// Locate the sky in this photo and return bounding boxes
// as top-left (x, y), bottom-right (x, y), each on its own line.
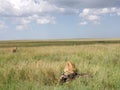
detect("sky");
top-left (0, 0), bottom-right (120, 40)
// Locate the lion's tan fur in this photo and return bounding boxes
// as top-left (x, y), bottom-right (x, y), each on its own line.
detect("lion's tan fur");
top-left (58, 61), bottom-right (77, 83)
top-left (12, 47), bottom-right (17, 53)
top-left (63, 61), bottom-right (76, 75)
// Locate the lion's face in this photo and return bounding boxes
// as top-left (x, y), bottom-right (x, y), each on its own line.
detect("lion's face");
top-left (59, 74), bottom-right (68, 83)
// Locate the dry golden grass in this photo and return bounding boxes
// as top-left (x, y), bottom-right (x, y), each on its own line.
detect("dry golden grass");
top-left (0, 43), bottom-right (120, 90)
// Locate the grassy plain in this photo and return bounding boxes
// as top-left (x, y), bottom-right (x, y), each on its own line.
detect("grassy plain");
top-left (0, 40), bottom-right (120, 90)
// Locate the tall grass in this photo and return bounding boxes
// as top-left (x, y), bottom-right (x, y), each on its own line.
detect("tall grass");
top-left (0, 43), bottom-right (120, 90)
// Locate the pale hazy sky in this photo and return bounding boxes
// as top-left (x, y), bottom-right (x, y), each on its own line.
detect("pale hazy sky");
top-left (0, 0), bottom-right (120, 40)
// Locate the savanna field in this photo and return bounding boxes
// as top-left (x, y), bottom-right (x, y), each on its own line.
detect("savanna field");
top-left (0, 40), bottom-right (120, 90)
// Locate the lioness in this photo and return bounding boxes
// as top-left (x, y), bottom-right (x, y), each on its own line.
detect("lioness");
top-left (59, 61), bottom-right (77, 83)
top-left (59, 61), bottom-right (91, 83)
top-left (63, 61), bottom-right (77, 75)
top-left (12, 47), bottom-right (17, 53)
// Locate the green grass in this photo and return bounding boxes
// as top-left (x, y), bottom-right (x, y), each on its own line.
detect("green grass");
top-left (0, 39), bottom-right (120, 47)
top-left (0, 40), bottom-right (120, 90)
